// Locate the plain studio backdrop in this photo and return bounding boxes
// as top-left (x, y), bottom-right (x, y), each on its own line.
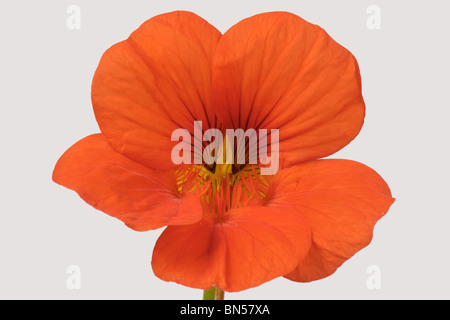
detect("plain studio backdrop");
top-left (0, 0), bottom-right (449, 300)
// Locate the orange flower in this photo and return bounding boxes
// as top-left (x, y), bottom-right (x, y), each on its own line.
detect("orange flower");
top-left (53, 11), bottom-right (394, 293)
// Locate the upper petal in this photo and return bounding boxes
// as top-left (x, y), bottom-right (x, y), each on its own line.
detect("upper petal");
top-left (212, 12), bottom-right (365, 167)
top-left (151, 206), bottom-right (311, 292)
top-left (266, 159), bottom-right (394, 282)
top-left (52, 134), bottom-right (202, 231)
top-left (92, 11), bottom-right (222, 170)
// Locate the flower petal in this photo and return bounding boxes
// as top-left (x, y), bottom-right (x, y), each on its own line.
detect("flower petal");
top-left (92, 11), bottom-right (222, 170)
top-left (52, 134), bottom-right (202, 231)
top-left (266, 159), bottom-right (394, 282)
top-left (151, 206), bottom-right (311, 292)
top-left (212, 12), bottom-right (365, 167)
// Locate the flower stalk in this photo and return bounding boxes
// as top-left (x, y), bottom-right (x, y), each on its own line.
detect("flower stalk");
top-left (203, 287), bottom-right (225, 300)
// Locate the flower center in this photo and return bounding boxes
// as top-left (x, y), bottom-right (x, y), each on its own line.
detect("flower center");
top-left (176, 163), bottom-right (269, 222)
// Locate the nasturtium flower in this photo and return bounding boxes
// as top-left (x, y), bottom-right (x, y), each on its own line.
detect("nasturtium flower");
top-left (53, 11), bottom-right (394, 295)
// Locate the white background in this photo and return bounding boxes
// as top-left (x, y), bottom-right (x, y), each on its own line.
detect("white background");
top-left (1, 0), bottom-right (449, 299)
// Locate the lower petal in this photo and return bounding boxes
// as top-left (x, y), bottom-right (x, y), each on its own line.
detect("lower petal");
top-left (151, 206), bottom-right (311, 292)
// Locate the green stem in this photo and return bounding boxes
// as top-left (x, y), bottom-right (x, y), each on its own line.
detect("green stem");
top-left (203, 287), bottom-right (225, 300)
top-left (203, 288), bottom-right (216, 300)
